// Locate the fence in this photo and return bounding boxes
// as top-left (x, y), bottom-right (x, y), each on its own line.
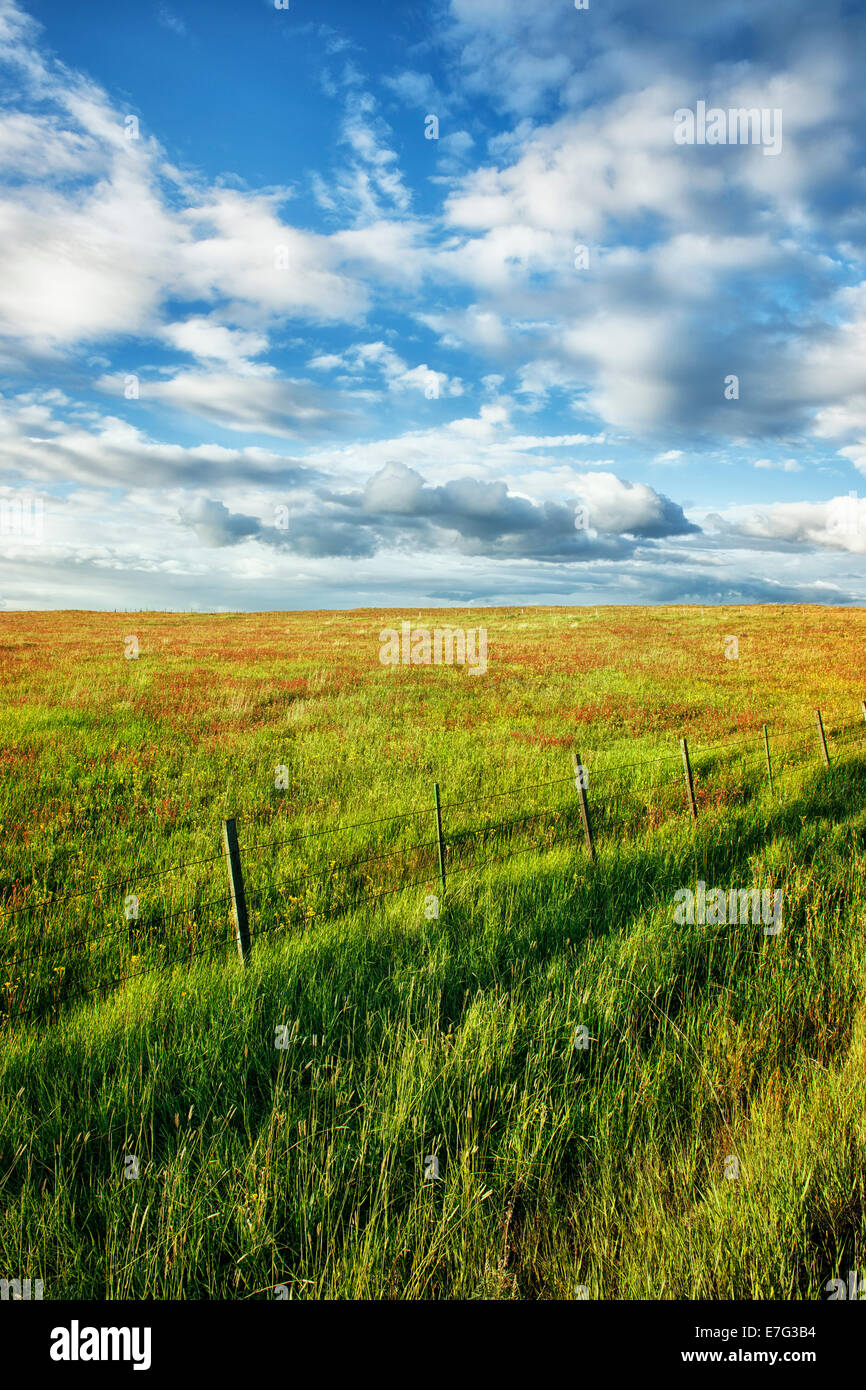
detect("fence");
top-left (2, 703), bottom-right (864, 1026)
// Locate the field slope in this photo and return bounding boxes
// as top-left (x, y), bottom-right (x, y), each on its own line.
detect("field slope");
top-left (1, 605), bottom-right (865, 1299)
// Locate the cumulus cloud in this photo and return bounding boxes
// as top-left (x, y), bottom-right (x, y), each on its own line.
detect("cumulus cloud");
top-left (572, 472), bottom-right (700, 539)
top-left (167, 461), bottom-right (699, 565)
top-left (706, 495), bottom-right (866, 554)
top-left (1, 0), bottom-right (865, 608)
top-left (356, 461), bottom-right (697, 559)
top-left (0, 11), bottom-right (370, 359)
top-left (178, 497), bottom-right (260, 546)
top-left (161, 318), bottom-right (270, 368)
top-left (309, 340), bottom-right (463, 398)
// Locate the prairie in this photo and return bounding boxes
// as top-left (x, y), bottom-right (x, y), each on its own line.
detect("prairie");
top-left (0, 604), bottom-right (864, 1299)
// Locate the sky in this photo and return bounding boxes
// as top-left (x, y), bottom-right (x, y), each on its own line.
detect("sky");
top-left (0, 0), bottom-right (865, 610)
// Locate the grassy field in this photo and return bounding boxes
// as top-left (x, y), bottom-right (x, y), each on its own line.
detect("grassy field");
top-left (1, 604), bottom-right (865, 1299)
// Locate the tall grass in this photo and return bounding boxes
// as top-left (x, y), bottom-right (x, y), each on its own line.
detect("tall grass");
top-left (0, 606), bottom-right (864, 1298)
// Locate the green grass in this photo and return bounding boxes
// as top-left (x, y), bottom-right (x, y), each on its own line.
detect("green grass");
top-left (1, 606), bottom-right (865, 1298)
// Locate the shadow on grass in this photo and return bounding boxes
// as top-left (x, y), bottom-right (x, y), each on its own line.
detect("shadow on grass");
top-left (2, 758), bottom-right (863, 1271)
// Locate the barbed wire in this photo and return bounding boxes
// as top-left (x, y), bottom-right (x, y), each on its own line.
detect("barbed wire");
top-left (2, 704), bottom-right (863, 1003)
top-left (438, 773), bottom-right (575, 810)
top-left (2, 929), bottom-right (239, 1025)
top-left (0, 896), bottom-right (232, 971)
top-left (2, 815), bottom-right (580, 1017)
top-left (237, 804), bottom-right (434, 856)
top-left (5, 708), bottom-right (860, 920)
top-left (0, 849), bottom-right (228, 923)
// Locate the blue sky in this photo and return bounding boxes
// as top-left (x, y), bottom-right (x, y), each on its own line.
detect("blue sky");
top-left (0, 0), bottom-right (864, 609)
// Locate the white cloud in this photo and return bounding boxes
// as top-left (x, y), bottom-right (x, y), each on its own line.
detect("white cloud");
top-left (306, 340), bottom-right (464, 398)
top-left (161, 317), bottom-right (270, 368)
top-left (0, 394), bottom-right (312, 485)
top-left (573, 471), bottom-right (699, 538)
top-left (314, 88), bottom-right (412, 225)
top-left (157, 7), bottom-right (187, 37)
top-left (0, 111), bottom-right (100, 178)
top-left (0, 13), bottom-right (371, 359)
top-left (0, 0), bottom-right (864, 608)
top-left (754, 457), bottom-right (803, 472)
top-left (708, 495), bottom-right (866, 554)
top-left (382, 70), bottom-right (441, 111)
top-left (101, 370), bottom-right (344, 438)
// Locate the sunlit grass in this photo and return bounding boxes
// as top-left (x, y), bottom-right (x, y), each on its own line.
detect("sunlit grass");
top-left (0, 605), bottom-right (864, 1298)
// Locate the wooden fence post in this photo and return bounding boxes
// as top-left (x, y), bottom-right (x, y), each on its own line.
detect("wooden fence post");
top-left (681, 738), bottom-right (698, 820)
top-left (222, 817), bottom-right (251, 965)
top-left (814, 709), bottom-right (831, 768)
top-left (433, 783), bottom-right (446, 898)
top-left (763, 723), bottom-right (773, 792)
top-left (861, 700), bottom-right (866, 725)
top-left (572, 751), bottom-right (595, 860)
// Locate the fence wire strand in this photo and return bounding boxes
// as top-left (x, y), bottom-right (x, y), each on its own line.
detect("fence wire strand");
top-left (3, 702), bottom-right (864, 1021)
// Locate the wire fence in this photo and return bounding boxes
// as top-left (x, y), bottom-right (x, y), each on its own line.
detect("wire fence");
top-left (1, 703), bottom-right (864, 1026)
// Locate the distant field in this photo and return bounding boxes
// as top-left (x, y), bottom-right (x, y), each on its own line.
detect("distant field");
top-left (1, 605), bottom-right (865, 1299)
